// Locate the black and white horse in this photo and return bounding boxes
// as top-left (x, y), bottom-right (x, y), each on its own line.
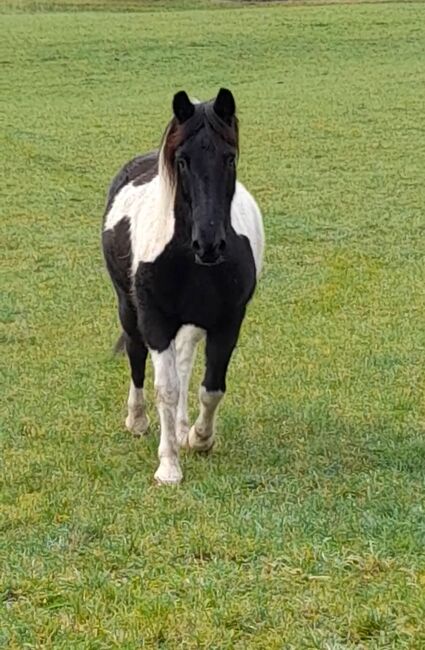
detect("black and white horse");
top-left (102, 88), bottom-right (264, 484)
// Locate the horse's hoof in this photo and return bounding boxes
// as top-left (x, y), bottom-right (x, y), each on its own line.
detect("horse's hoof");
top-left (188, 425), bottom-right (215, 453)
top-left (125, 412), bottom-right (149, 437)
top-left (154, 459), bottom-right (183, 485)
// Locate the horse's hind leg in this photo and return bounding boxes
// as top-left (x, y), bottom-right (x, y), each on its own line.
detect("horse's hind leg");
top-left (124, 333), bottom-right (149, 435)
top-left (175, 325), bottom-right (204, 447)
top-left (189, 311), bottom-right (244, 452)
top-left (118, 294), bottom-right (149, 436)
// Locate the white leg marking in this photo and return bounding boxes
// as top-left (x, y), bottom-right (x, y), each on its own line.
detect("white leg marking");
top-left (189, 386), bottom-right (223, 452)
top-left (175, 326), bottom-right (204, 447)
top-left (151, 343), bottom-right (182, 485)
top-left (125, 381), bottom-right (149, 436)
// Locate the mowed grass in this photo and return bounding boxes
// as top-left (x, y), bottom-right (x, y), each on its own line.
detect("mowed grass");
top-left (1, 1), bottom-right (425, 647)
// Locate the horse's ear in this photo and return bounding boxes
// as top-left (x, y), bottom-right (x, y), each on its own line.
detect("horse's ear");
top-left (172, 91), bottom-right (195, 123)
top-left (213, 88), bottom-right (235, 124)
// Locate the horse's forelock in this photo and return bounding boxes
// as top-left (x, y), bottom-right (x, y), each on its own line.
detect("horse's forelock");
top-left (159, 102), bottom-right (238, 185)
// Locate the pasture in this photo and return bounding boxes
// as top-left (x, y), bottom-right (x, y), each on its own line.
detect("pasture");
top-left (1, 0), bottom-right (425, 646)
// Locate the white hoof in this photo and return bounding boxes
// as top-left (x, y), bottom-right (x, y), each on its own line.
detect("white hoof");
top-left (125, 411), bottom-right (149, 436)
top-left (154, 458), bottom-right (183, 485)
top-left (176, 421), bottom-right (190, 448)
top-left (188, 425), bottom-right (214, 452)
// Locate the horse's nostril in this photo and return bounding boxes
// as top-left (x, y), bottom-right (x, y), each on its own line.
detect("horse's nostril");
top-left (192, 240), bottom-right (200, 252)
top-left (218, 239), bottom-right (226, 252)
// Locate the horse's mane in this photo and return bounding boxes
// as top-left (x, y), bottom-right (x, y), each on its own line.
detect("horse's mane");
top-left (158, 101), bottom-right (239, 188)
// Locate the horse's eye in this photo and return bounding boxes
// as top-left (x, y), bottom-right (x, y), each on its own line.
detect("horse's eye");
top-left (177, 157), bottom-right (188, 171)
top-left (227, 155), bottom-right (236, 168)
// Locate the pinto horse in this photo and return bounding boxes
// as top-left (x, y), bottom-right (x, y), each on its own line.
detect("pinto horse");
top-left (102, 88), bottom-right (264, 484)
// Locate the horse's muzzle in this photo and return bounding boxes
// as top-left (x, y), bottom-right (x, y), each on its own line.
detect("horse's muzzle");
top-left (195, 253), bottom-right (225, 266)
top-left (192, 237), bottom-right (226, 266)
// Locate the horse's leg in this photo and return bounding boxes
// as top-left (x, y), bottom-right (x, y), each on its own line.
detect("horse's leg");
top-left (124, 333), bottom-right (149, 435)
top-left (188, 311), bottom-right (245, 452)
top-left (175, 325), bottom-right (204, 447)
top-left (118, 294), bottom-right (149, 436)
top-left (150, 341), bottom-right (182, 484)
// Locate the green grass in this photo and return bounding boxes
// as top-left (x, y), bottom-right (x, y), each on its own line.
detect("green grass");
top-left (0, 0), bottom-right (412, 14)
top-left (1, 0), bottom-right (425, 647)
top-left (0, 0), bottom-right (224, 12)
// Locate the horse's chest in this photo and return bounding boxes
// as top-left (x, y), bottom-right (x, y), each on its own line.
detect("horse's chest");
top-left (135, 251), bottom-right (254, 329)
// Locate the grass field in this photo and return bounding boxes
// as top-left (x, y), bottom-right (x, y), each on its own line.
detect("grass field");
top-left (1, 0), bottom-right (425, 647)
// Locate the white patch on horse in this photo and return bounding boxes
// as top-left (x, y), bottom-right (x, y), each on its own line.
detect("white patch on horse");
top-left (125, 380), bottom-right (149, 436)
top-left (231, 181), bottom-right (265, 277)
top-left (175, 325), bottom-right (205, 447)
top-left (150, 343), bottom-right (182, 484)
top-left (188, 386), bottom-right (223, 452)
top-left (103, 170), bottom-right (175, 271)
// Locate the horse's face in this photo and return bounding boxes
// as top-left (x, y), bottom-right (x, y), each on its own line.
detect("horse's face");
top-left (172, 89), bottom-right (238, 266)
top-left (176, 128), bottom-right (236, 265)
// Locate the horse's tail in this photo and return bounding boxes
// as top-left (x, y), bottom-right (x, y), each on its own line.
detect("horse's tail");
top-left (114, 332), bottom-right (126, 355)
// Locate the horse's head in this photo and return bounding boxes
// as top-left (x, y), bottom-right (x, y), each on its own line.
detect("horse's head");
top-left (161, 88), bottom-right (238, 266)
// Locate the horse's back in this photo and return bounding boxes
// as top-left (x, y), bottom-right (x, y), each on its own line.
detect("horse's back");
top-left (102, 151), bottom-right (158, 295)
top-left (231, 182), bottom-right (264, 277)
top-left (104, 151), bottom-right (158, 215)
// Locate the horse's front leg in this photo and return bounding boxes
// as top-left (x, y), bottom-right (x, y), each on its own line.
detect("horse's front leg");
top-left (189, 311), bottom-right (245, 452)
top-left (150, 340), bottom-right (182, 485)
top-left (175, 325), bottom-right (205, 447)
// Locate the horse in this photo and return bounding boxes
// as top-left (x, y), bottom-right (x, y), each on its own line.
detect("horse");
top-left (102, 88), bottom-right (264, 484)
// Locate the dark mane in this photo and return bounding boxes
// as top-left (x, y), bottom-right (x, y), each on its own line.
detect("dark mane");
top-left (160, 101), bottom-right (239, 184)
